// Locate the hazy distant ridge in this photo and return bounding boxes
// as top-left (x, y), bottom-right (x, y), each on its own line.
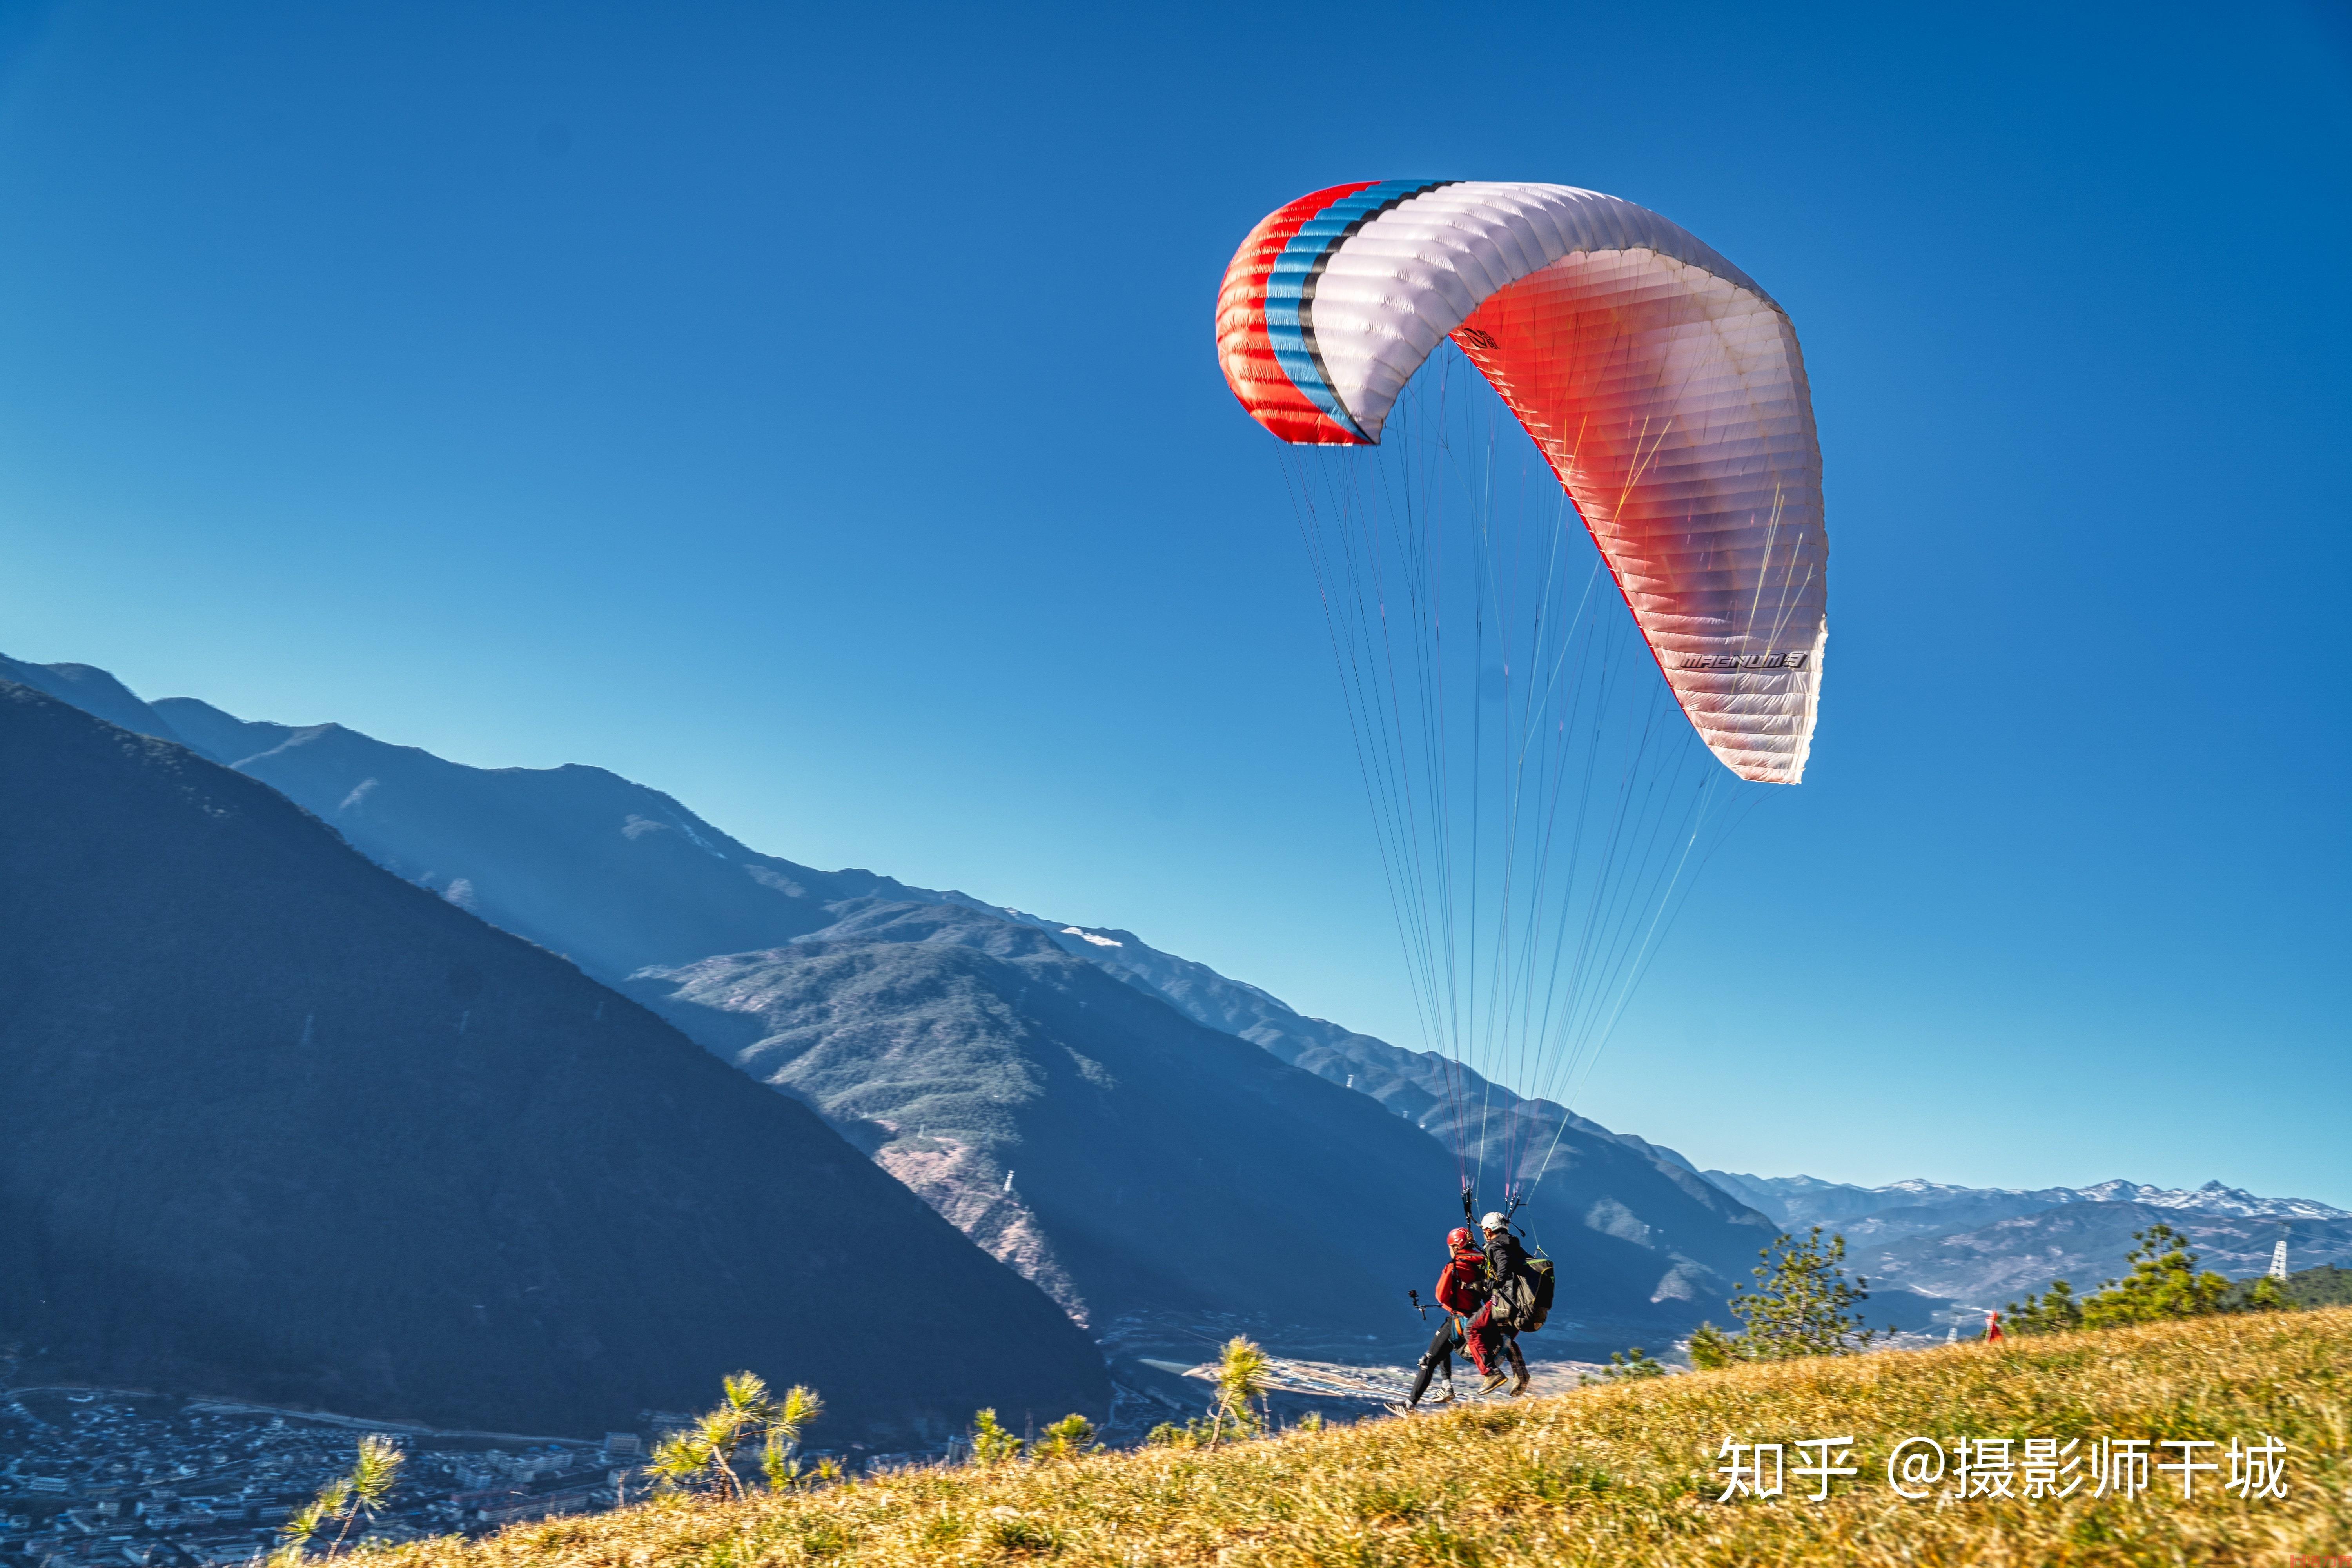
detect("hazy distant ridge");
top-left (1708, 1171), bottom-right (2349, 1228)
top-left (1705, 1171), bottom-right (2352, 1308)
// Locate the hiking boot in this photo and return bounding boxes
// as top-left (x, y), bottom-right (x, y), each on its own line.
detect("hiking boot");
top-left (1509, 1369), bottom-right (1532, 1397)
top-left (1478, 1370), bottom-right (1510, 1394)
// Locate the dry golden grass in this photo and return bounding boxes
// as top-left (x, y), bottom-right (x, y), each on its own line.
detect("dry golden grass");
top-left (389, 1309), bottom-right (2352, 1568)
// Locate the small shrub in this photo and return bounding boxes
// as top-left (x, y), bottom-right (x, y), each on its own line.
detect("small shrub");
top-left (272, 1435), bottom-right (404, 1564)
top-left (1686, 1322), bottom-right (1739, 1369)
top-left (650, 1372), bottom-right (823, 1498)
top-left (1145, 1417), bottom-right (1213, 1449)
top-left (1033, 1413), bottom-right (1096, 1459)
top-left (1593, 1346), bottom-right (1665, 1381)
top-left (969, 1408), bottom-right (1025, 1465)
top-left (797, 1521), bottom-right (848, 1558)
top-left (1352, 1481), bottom-right (1427, 1523)
top-left (916, 1511), bottom-right (967, 1547)
top-left (1212, 1335), bottom-right (1272, 1443)
top-left (983, 1512), bottom-right (1060, 1556)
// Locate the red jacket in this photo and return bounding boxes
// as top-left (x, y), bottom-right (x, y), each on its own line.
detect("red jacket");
top-left (1434, 1250), bottom-right (1488, 1316)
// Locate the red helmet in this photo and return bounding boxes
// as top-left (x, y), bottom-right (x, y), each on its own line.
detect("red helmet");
top-left (1446, 1226), bottom-right (1477, 1251)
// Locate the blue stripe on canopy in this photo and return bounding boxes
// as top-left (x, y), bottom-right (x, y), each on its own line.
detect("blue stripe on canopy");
top-left (1262, 180), bottom-right (1450, 441)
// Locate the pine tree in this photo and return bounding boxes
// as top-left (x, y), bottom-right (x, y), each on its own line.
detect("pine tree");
top-left (2005, 1278), bottom-right (2083, 1335)
top-left (968, 1408), bottom-right (1024, 1465)
top-left (758, 1383), bottom-right (826, 1492)
top-left (2079, 1225), bottom-right (2230, 1327)
top-left (2004, 1225), bottom-right (2232, 1336)
top-left (270, 1436), bottom-right (405, 1564)
top-left (649, 1372), bottom-right (824, 1497)
top-left (1211, 1336), bottom-right (1272, 1443)
top-left (1708, 1228), bottom-right (1876, 1362)
top-left (1686, 1322), bottom-right (1740, 1370)
top-left (1033, 1414), bottom-right (1098, 1459)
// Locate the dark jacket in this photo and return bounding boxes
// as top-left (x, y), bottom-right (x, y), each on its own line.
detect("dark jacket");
top-left (1483, 1232), bottom-right (1539, 1330)
top-left (1483, 1231), bottom-right (1530, 1286)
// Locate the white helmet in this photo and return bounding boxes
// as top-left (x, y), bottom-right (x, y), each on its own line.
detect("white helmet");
top-left (1479, 1212), bottom-right (1509, 1232)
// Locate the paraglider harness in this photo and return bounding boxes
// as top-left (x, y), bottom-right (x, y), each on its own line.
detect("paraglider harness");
top-left (1405, 1235), bottom-right (1484, 1402)
top-left (1467, 1187), bottom-right (1556, 1334)
top-left (1406, 1187), bottom-right (1556, 1337)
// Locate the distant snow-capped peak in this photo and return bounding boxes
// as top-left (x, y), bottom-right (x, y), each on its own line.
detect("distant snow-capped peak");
top-left (2070, 1179), bottom-right (2348, 1220)
top-left (1716, 1171), bottom-right (2348, 1223)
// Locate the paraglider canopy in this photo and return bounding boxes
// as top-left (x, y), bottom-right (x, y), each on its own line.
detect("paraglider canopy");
top-left (1217, 180), bottom-right (1828, 784)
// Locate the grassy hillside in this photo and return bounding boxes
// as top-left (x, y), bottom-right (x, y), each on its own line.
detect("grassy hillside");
top-left (392, 1309), bottom-right (2352, 1568)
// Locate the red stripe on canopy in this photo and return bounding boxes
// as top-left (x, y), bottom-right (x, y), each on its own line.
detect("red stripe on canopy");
top-left (1214, 183), bottom-right (1376, 446)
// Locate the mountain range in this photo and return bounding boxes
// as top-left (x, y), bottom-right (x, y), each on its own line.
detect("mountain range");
top-left (0, 681), bottom-right (1105, 1437)
top-left (9, 649), bottom-right (2332, 1369)
top-left (0, 653), bottom-right (1785, 1347)
top-left (622, 898), bottom-right (1786, 1343)
top-left (1703, 1172), bottom-right (2352, 1308)
top-left (1705, 1172), bottom-right (2350, 1230)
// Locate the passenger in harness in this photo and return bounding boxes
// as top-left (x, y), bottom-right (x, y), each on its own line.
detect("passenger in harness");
top-left (1396, 1227), bottom-right (1491, 1412)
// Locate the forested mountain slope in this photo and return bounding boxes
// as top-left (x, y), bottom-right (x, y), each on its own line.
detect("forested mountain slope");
top-left (8, 657), bottom-right (1786, 1341)
top-left (0, 684), bottom-right (1104, 1437)
top-left (627, 900), bottom-right (1745, 1341)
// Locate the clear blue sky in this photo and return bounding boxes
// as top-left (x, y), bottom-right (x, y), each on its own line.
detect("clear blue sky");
top-left (2, 1), bottom-right (2345, 1203)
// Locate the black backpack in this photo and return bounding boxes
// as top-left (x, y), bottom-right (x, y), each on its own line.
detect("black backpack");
top-left (1523, 1256), bottom-right (1556, 1331)
top-left (1490, 1252), bottom-right (1556, 1332)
